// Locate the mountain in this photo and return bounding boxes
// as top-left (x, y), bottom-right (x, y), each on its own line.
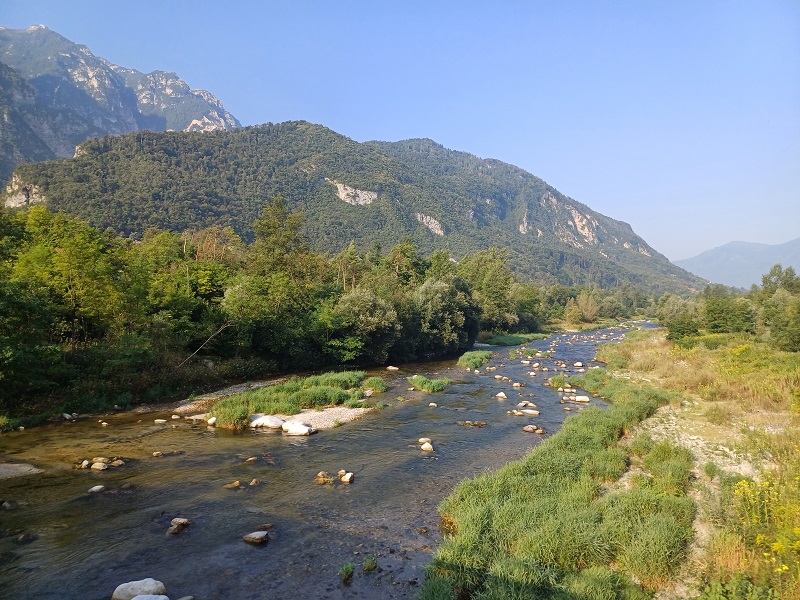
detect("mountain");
top-left (675, 238), bottom-right (800, 289)
top-left (2, 120), bottom-right (703, 294)
top-left (0, 25), bottom-right (240, 181)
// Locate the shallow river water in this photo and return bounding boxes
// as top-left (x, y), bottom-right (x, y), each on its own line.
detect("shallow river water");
top-left (0, 328), bottom-right (629, 600)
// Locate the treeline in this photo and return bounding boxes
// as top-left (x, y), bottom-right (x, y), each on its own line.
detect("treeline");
top-left (656, 264), bottom-right (800, 352)
top-left (0, 197), bottom-right (651, 424)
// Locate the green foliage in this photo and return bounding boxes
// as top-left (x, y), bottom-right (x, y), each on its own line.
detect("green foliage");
top-left (360, 376), bottom-right (387, 392)
top-left (407, 375), bottom-right (449, 393)
top-left (698, 575), bottom-right (779, 600)
top-left (339, 561), bottom-right (355, 584)
top-left (457, 350), bottom-right (494, 370)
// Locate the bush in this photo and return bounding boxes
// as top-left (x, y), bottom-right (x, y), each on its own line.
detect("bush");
top-left (361, 376), bottom-right (387, 392)
top-left (457, 350), bottom-right (494, 370)
top-left (408, 375), bottom-right (449, 393)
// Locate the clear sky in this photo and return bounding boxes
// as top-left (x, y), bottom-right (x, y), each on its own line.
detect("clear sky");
top-left (2, 0), bottom-right (798, 260)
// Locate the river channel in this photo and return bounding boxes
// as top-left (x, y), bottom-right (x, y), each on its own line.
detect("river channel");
top-left (0, 328), bottom-right (629, 600)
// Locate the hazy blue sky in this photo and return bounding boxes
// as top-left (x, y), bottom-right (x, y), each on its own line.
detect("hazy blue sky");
top-left (3, 0), bottom-right (798, 260)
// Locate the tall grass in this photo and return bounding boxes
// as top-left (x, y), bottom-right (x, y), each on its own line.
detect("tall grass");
top-left (209, 371), bottom-right (382, 428)
top-left (457, 350), bottom-right (494, 370)
top-left (408, 375), bottom-right (449, 393)
top-left (422, 369), bottom-right (694, 598)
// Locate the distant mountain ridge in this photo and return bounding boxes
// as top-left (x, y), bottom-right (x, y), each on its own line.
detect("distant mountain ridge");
top-left (0, 25), bottom-right (240, 181)
top-left (2, 121), bottom-right (704, 294)
top-left (675, 238), bottom-right (800, 289)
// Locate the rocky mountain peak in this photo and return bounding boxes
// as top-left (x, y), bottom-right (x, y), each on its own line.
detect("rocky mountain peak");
top-left (0, 25), bottom-right (241, 181)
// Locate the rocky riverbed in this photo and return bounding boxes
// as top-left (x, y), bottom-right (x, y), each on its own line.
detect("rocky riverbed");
top-left (0, 327), bottom-right (630, 599)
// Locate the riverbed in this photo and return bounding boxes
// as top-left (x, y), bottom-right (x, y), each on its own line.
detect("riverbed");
top-left (0, 328), bottom-right (627, 600)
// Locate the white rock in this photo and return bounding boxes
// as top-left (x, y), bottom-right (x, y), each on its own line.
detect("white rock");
top-left (418, 437), bottom-right (431, 444)
top-left (171, 415), bottom-right (181, 420)
top-left (495, 392), bottom-right (507, 399)
top-left (428, 402), bottom-right (438, 408)
top-left (282, 422), bottom-right (316, 436)
top-left (206, 417), bottom-right (217, 426)
top-left (249, 414), bottom-right (285, 428)
top-left (574, 362), bottom-right (583, 367)
top-left (420, 442), bottom-right (434, 452)
top-left (243, 530), bottom-right (269, 544)
top-left (80, 459), bottom-right (90, 469)
top-left (363, 389), bottom-right (374, 397)
top-left (171, 517), bottom-right (190, 527)
top-left (386, 365), bottom-right (400, 371)
top-left (88, 485), bottom-right (105, 493)
top-left (340, 472), bottom-right (354, 483)
top-left (130, 596), bottom-right (170, 600)
top-left (91, 462), bottom-right (108, 471)
top-left (154, 419), bottom-right (167, 424)
top-left (111, 578), bottom-right (167, 600)
top-left (521, 409), bottom-right (540, 416)
top-left (575, 396), bottom-right (591, 403)
top-left (62, 413), bottom-right (74, 420)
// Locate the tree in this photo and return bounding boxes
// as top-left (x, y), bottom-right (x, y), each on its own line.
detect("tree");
top-left (576, 289), bottom-right (600, 322)
top-left (457, 248), bottom-right (517, 331)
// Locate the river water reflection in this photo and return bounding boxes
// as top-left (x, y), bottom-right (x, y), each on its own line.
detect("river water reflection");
top-left (0, 327), bottom-right (631, 599)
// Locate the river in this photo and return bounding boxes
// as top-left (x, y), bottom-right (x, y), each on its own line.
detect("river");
top-left (0, 327), bottom-right (629, 600)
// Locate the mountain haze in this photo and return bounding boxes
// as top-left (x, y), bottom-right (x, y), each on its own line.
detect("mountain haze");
top-left (675, 238), bottom-right (800, 289)
top-left (0, 25), bottom-right (239, 181)
top-left (3, 120), bottom-right (703, 294)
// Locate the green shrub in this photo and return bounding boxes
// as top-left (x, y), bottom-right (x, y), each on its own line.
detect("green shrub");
top-left (457, 350), bottom-right (493, 370)
top-left (339, 561), bottom-right (355, 584)
top-left (408, 375), bottom-right (449, 393)
top-left (361, 376), bottom-right (387, 392)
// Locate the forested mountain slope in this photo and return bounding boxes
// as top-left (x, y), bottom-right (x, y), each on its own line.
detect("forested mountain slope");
top-left (3, 120), bottom-right (703, 293)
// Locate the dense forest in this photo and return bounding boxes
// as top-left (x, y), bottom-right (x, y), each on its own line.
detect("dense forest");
top-left (0, 198), bottom-right (656, 428)
top-left (4, 121), bottom-right (704, 294)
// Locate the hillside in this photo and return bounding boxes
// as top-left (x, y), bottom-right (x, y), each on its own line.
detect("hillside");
top-left (0, 25), bottom-right (239, 181)
top-left (2, 120), bottom-right (703, 293)
top-left (675, 238), bottom-right (800, 289)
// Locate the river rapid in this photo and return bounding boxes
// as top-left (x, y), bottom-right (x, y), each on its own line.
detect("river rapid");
top-left (0, 327), bottom-right (629, 600)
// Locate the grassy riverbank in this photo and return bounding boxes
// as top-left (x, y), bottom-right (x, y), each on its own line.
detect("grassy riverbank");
top-left (422, 328), bottom-right (800, 599)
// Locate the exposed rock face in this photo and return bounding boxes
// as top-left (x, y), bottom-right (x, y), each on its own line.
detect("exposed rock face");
top-left (327, 179), bottom-right (377, 205)
top-left (0, 25), bottom-right (240, 181)
top-left (415, 213), bottom-right (444, 235)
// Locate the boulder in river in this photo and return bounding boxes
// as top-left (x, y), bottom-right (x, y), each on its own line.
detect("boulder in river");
top-left (111, 578), bottom-right (167, 600)
top-left (88, 485), bottom-right (105, 493)
top-left (250, 414), bottom-right (285, 429)
top-left (386, 365), bottom-right (400, 371)
top-left (243, 531), bottom-right (269, 544)
top-left (129, 595), bottom-right (170, 600)
top-left (496, 392), bottom-right (507, 399)
top-left (420, 442), bottom-right (434, 452)
top-left (282, 422), bottom-right (316, 436)
top-left (91, 462), bottom-right (108, 471)
top-left (418, 437), bottom-right (431, 444)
